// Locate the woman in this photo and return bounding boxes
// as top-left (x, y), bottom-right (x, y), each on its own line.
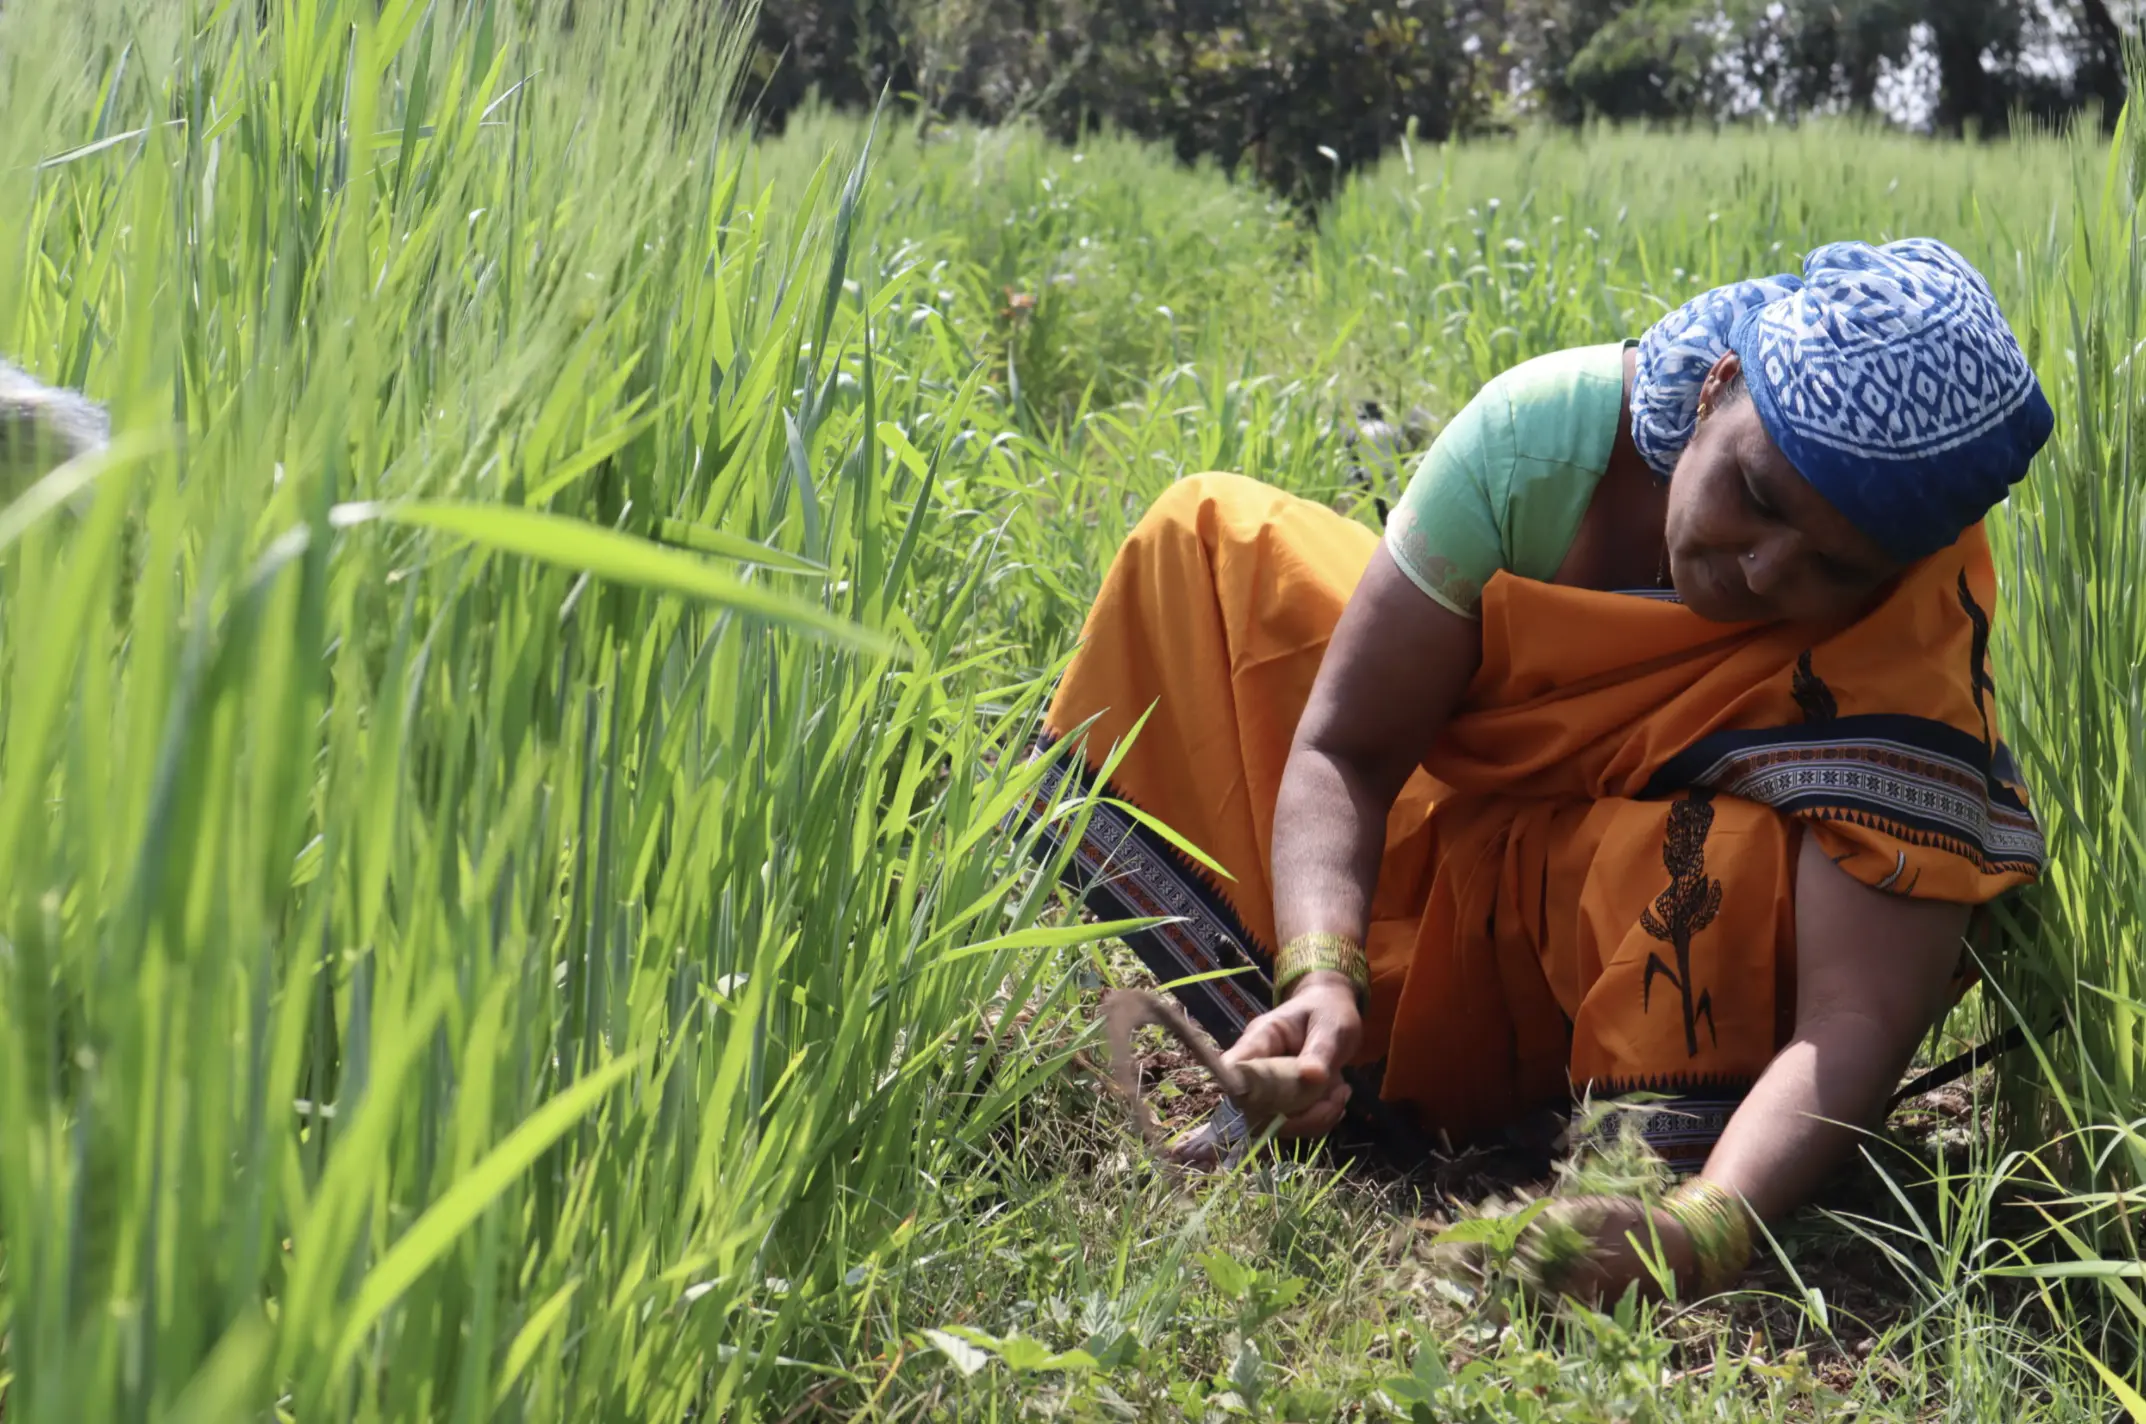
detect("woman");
top-left (1020, 237), bottom-right (2053, 1304)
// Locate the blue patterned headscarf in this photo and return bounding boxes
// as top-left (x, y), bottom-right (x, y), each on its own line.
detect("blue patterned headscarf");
top-left (1629, 237), bottom-right (2053, 565)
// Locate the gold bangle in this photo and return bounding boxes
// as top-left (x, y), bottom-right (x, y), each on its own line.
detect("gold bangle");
top-left (1661, 1177), bottom-right (1754, 1297)
top-left (1273, 932), bottom-right (1369, 1005)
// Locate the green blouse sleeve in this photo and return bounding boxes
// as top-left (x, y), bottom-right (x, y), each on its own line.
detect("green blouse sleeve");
top-left (1381, 342), bottom-right (1627, 619)
top-left (1382, 376), bottom-right (1512, 619)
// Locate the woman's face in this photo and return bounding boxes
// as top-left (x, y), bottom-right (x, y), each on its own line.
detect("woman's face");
top-left (1663, 352), bottom-right (1902, 625)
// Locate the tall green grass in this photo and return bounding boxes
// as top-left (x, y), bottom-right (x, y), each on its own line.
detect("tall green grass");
top-left (0, 2), bottom-right (1148, 1418)
top-left (1976, 99), bottom-right (2146, 1302)
top-left (4, 1), bottom-right (2145, 1418)
top-left (1317, 121), bottom-right (2086, 422)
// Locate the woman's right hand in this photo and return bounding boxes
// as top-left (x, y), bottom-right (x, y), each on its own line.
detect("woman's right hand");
top-left (1221, 972), bottom-right (1362, 1136)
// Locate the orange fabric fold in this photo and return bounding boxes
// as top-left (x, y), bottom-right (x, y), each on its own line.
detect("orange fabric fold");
top-left (1044, 473), bottom-right (2041, 1148)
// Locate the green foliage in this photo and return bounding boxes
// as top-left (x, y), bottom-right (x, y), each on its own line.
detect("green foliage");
top-left (753, 0), bottom-right (2139, 202)
top-left (4, 0), bottom-right (2146, 1416)
top-left (1538, 0), bottom-right (1719, 122)
top-left (0, 2), bottom-right (1165, 1418)
top-left (759, 0), bottom-right (1497, 206)
top-left (1562, 0), bottom-right (1746, 121)
top-left (1053, 0), bottom-right (1492, 206)
top-left (864, 1111), bottom-right (2134, 1420)
top-left (1978, 89), bottom-right (2146, 1211)
top-left (1515, 0), bottom-right (1929, 123)
top-left (1745, 0), bottom-right (1923, 115)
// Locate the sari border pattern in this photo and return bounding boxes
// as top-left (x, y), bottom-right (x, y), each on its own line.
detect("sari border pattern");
top-left (1014, 739), bottom-right (1274, 1046)
top-left (1640, 712), bottom-right (2045, 876)
top-left (1571, 1083), bottom-right (1752, 1179)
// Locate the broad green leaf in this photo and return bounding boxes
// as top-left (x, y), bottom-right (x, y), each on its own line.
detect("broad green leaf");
top-left (162, 1315), bottom-right (274, 1424)
top-left (493, 1279), bottom-right (583, 1407)
top-left (941, 917), bottom-right (1171, 962)
top-left (359, 502), bottom-right (892, 652)
top-left (656, 517), bottom-right (826, 573)
top-left (2086, 1349), bottom-right (2146, 1424)
top-left (331, 1053), bottom-right (644, 1372)
top-left (1428, 1198), bottom-right (1555, 1251)
top-left (922, 1328), bottom-right (992, 1378)
top-left (1097, 797), bottom-right (1237, 883)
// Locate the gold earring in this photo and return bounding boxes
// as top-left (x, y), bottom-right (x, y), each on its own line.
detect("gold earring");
top-left (1696, 401), bottom-right (1713, 423)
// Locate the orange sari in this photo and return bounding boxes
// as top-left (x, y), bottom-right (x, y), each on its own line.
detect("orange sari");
top-left (1025, 474), bottom-right (2042, 1170)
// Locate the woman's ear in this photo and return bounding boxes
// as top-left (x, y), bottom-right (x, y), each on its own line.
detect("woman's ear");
top-left (1695, 350), bottom-right (1744, 419)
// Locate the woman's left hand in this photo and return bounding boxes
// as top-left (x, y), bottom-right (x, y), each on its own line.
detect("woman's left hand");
top-left (1514, 1196), bottom-right (1701, 1306)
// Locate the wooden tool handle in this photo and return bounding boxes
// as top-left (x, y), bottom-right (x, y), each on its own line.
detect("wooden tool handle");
top-left (1101, 989), bottom-right (1331, 1152)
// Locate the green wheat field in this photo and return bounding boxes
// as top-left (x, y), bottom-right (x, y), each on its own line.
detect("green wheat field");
top-left (2, 1), bottom-right (2144, 1420)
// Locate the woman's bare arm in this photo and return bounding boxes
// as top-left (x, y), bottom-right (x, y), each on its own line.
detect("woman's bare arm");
top-left (1218, 545), bottom-right (1484, 1135)
top-left (1271, 544), bottom-right (1485, 952)
top-left (1700, 832), bottom-right (1971, 1222)
top-left (1549, 832), bottom-right (1972, 1304)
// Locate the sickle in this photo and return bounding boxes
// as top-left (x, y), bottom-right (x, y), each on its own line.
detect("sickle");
top-left (1100, 988), bottom-right (1332, 1154)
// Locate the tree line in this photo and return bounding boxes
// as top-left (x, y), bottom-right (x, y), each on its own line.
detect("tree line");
top-left (748, 0), bottom-right (2140, 202)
